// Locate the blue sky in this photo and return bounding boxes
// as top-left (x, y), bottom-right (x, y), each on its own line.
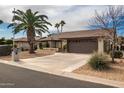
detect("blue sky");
top-left (0, 5), bottom-right (123, 39)
top-left (0, 23), bottom-right (26, 39)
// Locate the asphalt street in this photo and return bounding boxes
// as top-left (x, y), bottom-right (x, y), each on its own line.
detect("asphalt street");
top-left (0, 63), bottom-right (114, 88)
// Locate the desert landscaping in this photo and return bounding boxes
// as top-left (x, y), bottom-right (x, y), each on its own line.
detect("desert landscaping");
top-left (0, 49), bottom-right (55, 61)
top-left (74, 62), bottom-right (124, 82)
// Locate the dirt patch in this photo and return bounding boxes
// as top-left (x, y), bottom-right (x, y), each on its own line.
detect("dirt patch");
top-left (73, 64), bottom-right (124, 82)
top-left (0, 49), bottom-right (55, 61)
top-left (113, 58), bottom-right (124, 67)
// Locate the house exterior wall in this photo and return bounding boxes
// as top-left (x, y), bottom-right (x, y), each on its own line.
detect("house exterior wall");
top-left (98, 38), bottom-right (104, 54)
top-left (47, 41), bottom-right (62, 48)
top-left (16, 42), bottom-right (30, 50)
top-left (62, 40), bottom-right (67, 52)
top-left (48, 41), bottom-right (56, 48)
top-left (98, 37), bottom-right (112, 54)
top-left (16, 41), bottom-right (38, 50)
top-left (55, 41), bottom-right (62, 48)
top-left (15, 37), bottom-right (110, 54)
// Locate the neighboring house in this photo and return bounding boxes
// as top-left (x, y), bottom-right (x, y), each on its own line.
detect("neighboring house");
top-left (15, 29), bottom-right (112, 54)
top-left (116, 36), bottom-right (124, 51)
top-left (14, 36), bottom-right (44, 50)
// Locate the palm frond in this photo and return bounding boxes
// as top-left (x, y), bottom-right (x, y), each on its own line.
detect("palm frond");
top-left (0, 20), bottom-right (3, 24)
top-left (34, 11), bottom-right (39, 15)
top-left (12, 23), bottom-right (27, 34)
top-left (38, 15), bottom-right (48, 20)
top-left (43, 20), bottom-right (52, 26)
top-left (55, 23), bottom-right (60, 28)
top-left (7, 23), bottom-right (14, 28)
top-left (14, 9), bottom-right (25, 15)
top-left (12, 15), bottom-right (23, 22)
top-left (7, 23), bottom-right (17, 28)
top-left (60, 20), bottom-right (66, 26)
top-left (11, 9), bottom-right (51, 36)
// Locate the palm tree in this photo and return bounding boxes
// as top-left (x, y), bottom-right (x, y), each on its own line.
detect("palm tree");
top-left (0, 20), bottom-right (3, 24)
top-left (8, 9), bottom-right (52, 54)
top-left (59, 20), bottom-right (66, 32)
top-left (55, 23), bottom-right (60, 33)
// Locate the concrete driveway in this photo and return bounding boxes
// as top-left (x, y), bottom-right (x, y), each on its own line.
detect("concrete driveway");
top-left (21, 53), bottom-right (90, 72)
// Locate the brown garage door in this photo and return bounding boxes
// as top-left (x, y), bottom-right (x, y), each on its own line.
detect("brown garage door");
top-left (68, 39), bottom-right (98, 53)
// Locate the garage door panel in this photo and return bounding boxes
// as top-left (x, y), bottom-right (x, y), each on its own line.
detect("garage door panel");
top-left (68, 39), bottom-right (98, 53)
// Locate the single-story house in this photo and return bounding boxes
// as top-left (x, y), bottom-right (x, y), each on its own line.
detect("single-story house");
top-left (15, 29), bottom-right (113, 54)
top-left (14, 36), bottom-right (44, 50)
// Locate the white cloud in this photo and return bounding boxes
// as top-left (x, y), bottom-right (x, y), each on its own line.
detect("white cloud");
top-left (0, 5), bottom-right (109, 37)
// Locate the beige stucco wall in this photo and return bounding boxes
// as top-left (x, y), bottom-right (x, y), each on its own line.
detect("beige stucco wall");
top-left (56, 41), bottom-right (61, 48)
top-left (16, 42), bottom-right (30, 50)
top-left (48, 41), bottom-right (56, 48)
top-left (98, 38), bottom-right (104, 54)
top-left (16, 37), bottom-right (107, 54)
top-left (61, 40), bottom-right (67, 52)
top-left (16, 41), bottom-right (40, 50)
top-left (47, 41), bottom-right (62, 48)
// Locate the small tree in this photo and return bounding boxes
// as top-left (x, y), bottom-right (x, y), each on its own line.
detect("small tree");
top-left (89, 6), bottom-right (124, 63)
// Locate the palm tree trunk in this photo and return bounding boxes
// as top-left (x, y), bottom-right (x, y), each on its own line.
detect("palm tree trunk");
top-left (29, 42), bottom-right (35, 53)
top-left (61, 26), bottom-right (63, 32)
top-left (27, 29), bottom-right (35, 54)
top-left (57, 28), bottom-right (59, 34)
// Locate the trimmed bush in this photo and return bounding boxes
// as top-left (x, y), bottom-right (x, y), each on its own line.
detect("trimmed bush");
top-left (63, 44), bottom-right (67, 49)
top-left (0, 45), bottom-right (12, 56)
top-left (5, 39), bottom-right (13, 45)
top-left (63, 44), bottom-right (67, 52)
top-left (110, 51), bottom-right (123, 58)
top-left (88, 52), bottom-right (109, 71)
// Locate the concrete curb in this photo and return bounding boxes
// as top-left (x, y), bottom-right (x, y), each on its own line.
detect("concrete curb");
top-left (62, 72), bottom-right (124, 88)
top-left (0, 59), bottom-right (123, 88)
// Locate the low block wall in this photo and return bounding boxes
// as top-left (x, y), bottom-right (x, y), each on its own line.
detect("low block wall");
top-left (0, 45), bottom-right (12, 56)
top-left (43, 48), bottom-right (59, 52)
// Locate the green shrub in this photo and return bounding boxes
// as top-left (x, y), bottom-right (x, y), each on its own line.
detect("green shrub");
top-left (63, 44), bottom-right (67, 52)
top-left (63, 44), bottom-right (67, 49)
top-left (5, 39), bottom-right (13, 45)
top-left (110, 51), bottom-right (123, 58)
top-left (88, 52), bottom-right (109, 71)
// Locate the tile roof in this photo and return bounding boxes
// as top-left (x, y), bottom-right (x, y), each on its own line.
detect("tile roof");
top-left (15, 29), bottom-right (112, 42)
top-left (14, 36), bottom-right (44, 42)
top-left (40, 29), bottom-right (112, 41)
